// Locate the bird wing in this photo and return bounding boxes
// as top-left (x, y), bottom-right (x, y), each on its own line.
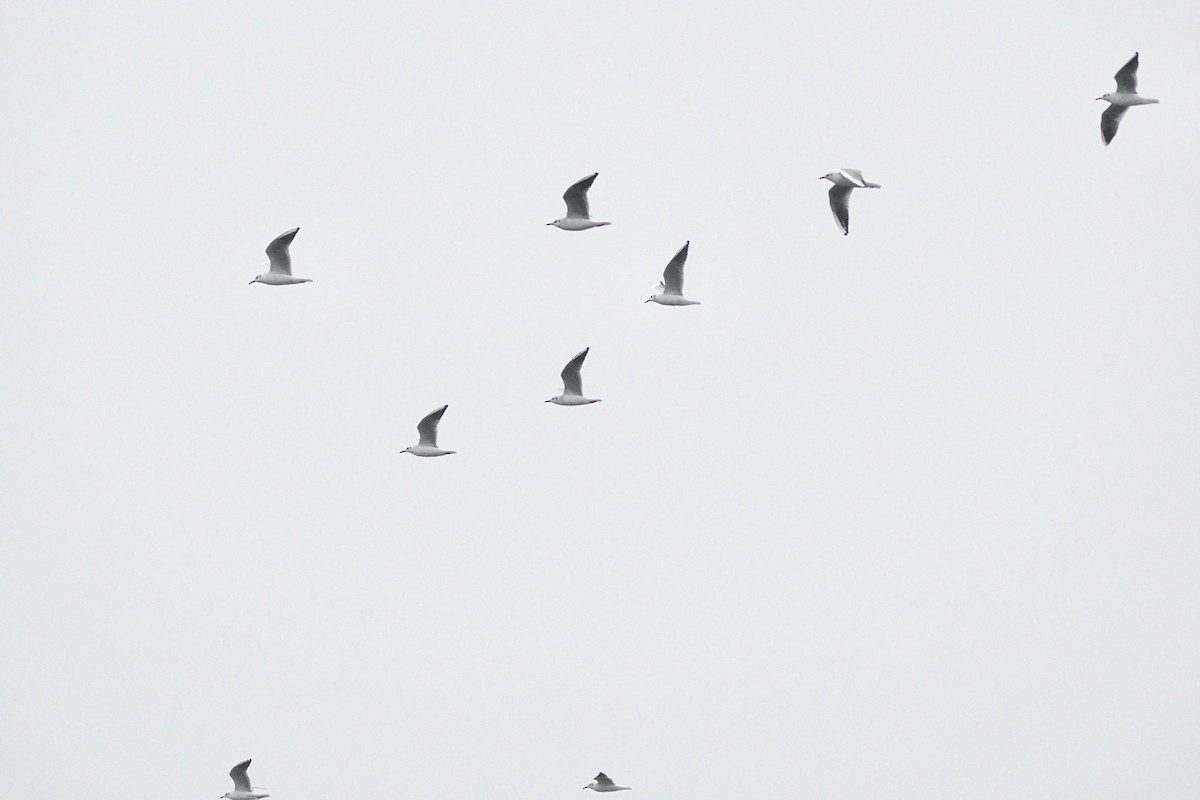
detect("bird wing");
top-left (662, 241), bottom-right (689, 295)
top-left (417, 405), bottom-right (448, 447)
top-left (839, 168), bottom-right (868, 187)
top-left (563, 173), bottom-right (598, 219)
top-left (560, 348), bottom-right (589, 396)
top-left (229, 760), bottom-right (253, 793)
top-left (1113, 52), bottom-right (1139, 94)
top-left (828, 184), bottom-right (853, 235)
top-left (265, 228), bottom-right (299, 275)
top-left (594, 774), bottom-right (615, 786)
top-left (1101, 103), bottom-right (1128, 145)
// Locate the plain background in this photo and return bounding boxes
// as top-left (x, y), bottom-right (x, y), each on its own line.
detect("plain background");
top-left (2, 1), bottom-right (1198, 798)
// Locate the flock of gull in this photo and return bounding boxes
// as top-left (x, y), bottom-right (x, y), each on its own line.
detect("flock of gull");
top-left (248, 52), bottom-right (1158, 459)
top-left (248, 50), bottom-right (1158, 460)
top-left (217, 52), bottom-right (1160, 792)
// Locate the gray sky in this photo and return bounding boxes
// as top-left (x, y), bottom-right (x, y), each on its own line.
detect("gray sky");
top-left (2, 0), bottom-right (1198, 798)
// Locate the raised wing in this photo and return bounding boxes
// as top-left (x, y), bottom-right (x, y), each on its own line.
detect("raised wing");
top-left (839, 168), bottom-right (868, 187)
top-left (1113, 52), bottom-right (1139, 94)
top-left (828, 184), bottom-right (853, 235)
top-left (266, 228), bottom-right (299, 275)
top-left (560, 348), bottom-right (589, 396)
top-left (229, 760), bottom-right (253, 793)
top-left (1101, 103), bottom-right (1128, 145)
top-left (563, 173), bottom-right (598, 219)
top-left (662, 242), bottom-right (689, 295)
top-left (594, 773), bottom-right (615, 786)
top-left (417, 405), bottom-right (448, 447)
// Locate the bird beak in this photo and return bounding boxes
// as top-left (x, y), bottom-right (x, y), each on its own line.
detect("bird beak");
top-left (248, 279), bottom-right (255, 284)
top-left (546, 222), bottom-right (554, 226)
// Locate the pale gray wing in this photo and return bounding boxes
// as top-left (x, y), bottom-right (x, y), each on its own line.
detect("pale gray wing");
top-left (594, 774), bottom-right (615, 786)
top-left (560, 348), bottom-right (589, 396)
top-left (1113, 52), bottom-right (1139, 94)
top-left (828, 184), bottom-right (853, 235)
top-left (563, 173), bottom-right (598, 219)
top-left (265, 228), bottom-right (299, 275)
top-left (417, 405), bottom-right (448, 447)
top-left (1101, 103), bottom-right (1128, 145)
top-left (230, 760), bottom-right (253, 793)
top-left (839, 168), bottom-right (868, 187)
top-left (662, 242), bottom-right (689, 295)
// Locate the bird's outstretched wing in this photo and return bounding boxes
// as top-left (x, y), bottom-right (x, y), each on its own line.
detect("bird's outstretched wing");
top-left (417, 405), bottom-right (448, 447)
top-left (265, 228), bottom-right (299, 275)
top-left (563, 173), bottom-right (598, 219)
top-left (594, 773), bottom-right (615, 786)
top-left (662, 242), bottom-right (689, 295)
top-left (560, 348), bottom-right (589, 396)
top-left (1101, 103), bottom-right (1128, 145)
top-left (230, 760), bottom-right (253, 793)
top-left (828, 185), bottom-right (853, 235)
top-left (1113, 52), bottom-right (1139, 94)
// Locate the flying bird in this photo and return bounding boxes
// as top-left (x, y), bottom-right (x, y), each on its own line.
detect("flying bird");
top-left (250, 228), bottom-right (312, 285)
top-left (820, 169), bottom-right (881, 236)
top-left (547, 348), bottom-right (601, 406)
top-left (584, 773), bottom-right (630, 792)
top-left (645, 242), bottom-right (700, 306)
top-left (1097, 52), bottom-right (1159, 145)
top-left (401, 405), bottom-right (456, 457)
top-left (548, 173), bottom-right (611, 230)
top-left (221, 759), bottom-right (268, 800)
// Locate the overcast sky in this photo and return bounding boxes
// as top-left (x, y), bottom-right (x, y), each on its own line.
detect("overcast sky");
top-left (2, 1), bottom-right (1198, 798)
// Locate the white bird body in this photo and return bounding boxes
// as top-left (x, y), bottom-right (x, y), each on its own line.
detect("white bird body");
top-left (552, 217), bottom-right (611, 231)
top-left (402, 405), bottom-right (456, 457)
top-left (1097, 53), bottom-right (1158, 145)
top-left (820, 169), bottom-right (881, 235)
top-left (549, 395), bottom-right (600, 406)
top-left (549, 173), bottom-right (610, 230)
top-left (648, 289), bottom-right (700, 306)
top-left (222, 760), bottom-right (269, 800)
top-left (646, 242), bottom-right (700, 306)
top-left (547, 347), bottom-right (601, 405)
top-left (584, 773), bottom-right (630, 792)
top-left (251, 228), bottom-right (312, 285)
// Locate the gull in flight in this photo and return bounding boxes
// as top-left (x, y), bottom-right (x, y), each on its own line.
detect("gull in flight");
top-left (250, 228), bottom-right (312, 285)
top-left (547, 347), bottom-right (601, 405)
top-left (548, 173), bottom-right (610, 231)
top-left (1097, 52), bottom-right (1159, 145)
top-left (646, 242), bottom-right (700, 306)
top-left (401, 405), bottom-right (456, 457)
top-left (820, 169), bottom-right (881, 236)
top-left (221, 759), bottom-right (268, 800)
top-left (584, 773), bottom-right (630, 792)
